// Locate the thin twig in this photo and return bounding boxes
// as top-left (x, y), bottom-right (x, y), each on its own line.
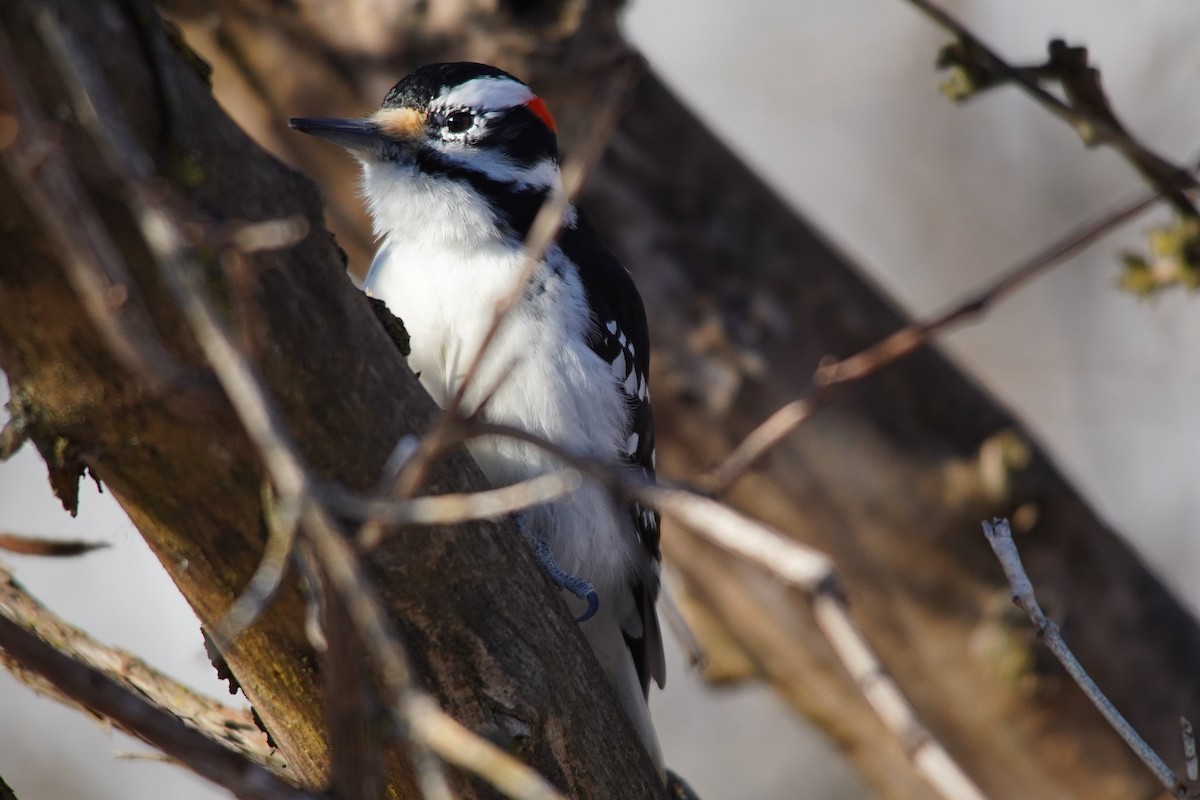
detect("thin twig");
top-left (812, 185), bottom-right (1166, 388)
top-left (0, 532), bottom-right (108, 557)
top-left (211, 487), bottom-right (301, 648)
top-left (812, 595), bottom-right (986, 800)
top-left (981, 518), bottom-right (1186, 798)
top-left (337, 469), bottom-right (581, 527)
top-left (113, 750), bottom-right (181, 763)
top-left (904, 0), bottom-right (1197, 217)
top-left (706, 181), bottom-right (1171, 492)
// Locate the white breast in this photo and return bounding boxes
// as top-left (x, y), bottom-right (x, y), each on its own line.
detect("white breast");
top-left (361, 163), bottom-right (641, 597)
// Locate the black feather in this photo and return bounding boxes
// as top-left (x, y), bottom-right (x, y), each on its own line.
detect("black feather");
top-left (561, 212), bottom-right (665, 696)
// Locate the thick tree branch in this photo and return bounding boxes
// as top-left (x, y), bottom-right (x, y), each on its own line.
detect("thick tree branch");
top-left (0, 0), bottom-right (664, 797)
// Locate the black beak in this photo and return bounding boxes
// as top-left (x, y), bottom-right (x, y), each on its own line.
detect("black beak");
top-left (288, 117), bottom-right (383, 152)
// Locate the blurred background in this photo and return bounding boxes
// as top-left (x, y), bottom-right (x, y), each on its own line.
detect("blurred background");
top-left (3, 0), bottom-right (1200, 797)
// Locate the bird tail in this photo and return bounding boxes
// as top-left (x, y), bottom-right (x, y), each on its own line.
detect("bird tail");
top-left (579, 607), bottom-right (665, 777)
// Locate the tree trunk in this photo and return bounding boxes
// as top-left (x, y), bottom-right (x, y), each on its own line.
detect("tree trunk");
top-left (0, 1), bottom-right (664, 797)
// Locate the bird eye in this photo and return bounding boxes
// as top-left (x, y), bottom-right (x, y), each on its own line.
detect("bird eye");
top-left (445, 110), bottom-right (474, 134)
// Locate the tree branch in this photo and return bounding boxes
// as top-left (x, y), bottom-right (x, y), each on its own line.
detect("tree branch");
top-left (906, 0), bottom-right (1197, 218)
top-left (705, 180), bottom-right (1173, 491)
top-left (0, 563), bottom-right (300, 800)
top-left (981, 518), bottom-right (1187, 798)
top-left (0, 532), bottom-right (108, 557)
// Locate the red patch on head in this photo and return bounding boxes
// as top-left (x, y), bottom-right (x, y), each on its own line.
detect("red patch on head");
top-left (524, 97), bottom-right (556, 132)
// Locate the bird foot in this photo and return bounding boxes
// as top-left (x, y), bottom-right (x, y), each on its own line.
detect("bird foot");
top-left (515, 512), bottom-right (599, 622)
top-left (531, 539), bottom-right (600, 622)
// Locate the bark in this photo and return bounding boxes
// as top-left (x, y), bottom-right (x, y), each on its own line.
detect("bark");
top-left (159, 1), bottom-right (1200, 799)
top-left (0, 1), bottom-right (663, 798)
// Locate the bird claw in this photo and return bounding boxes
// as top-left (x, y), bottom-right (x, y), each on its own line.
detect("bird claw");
top-left (530, 537), bottom-right (600, 622)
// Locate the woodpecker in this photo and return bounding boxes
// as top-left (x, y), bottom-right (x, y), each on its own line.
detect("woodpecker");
top-left (290, 62), bottom-right (665, 769)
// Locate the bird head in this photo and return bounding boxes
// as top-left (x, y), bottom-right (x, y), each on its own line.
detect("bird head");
top-left (290, 62), bottom-right (563, 243)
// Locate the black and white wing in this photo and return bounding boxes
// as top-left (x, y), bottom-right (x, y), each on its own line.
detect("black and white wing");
top-left (562, 214), bottom-right (665, 696)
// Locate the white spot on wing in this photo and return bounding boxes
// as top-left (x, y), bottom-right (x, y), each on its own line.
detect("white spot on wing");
top-left (626, 431), bottom-right (639, 455)
top-left (624, 370), bottom-right (637, 396)
top-left (612, 350), bottom-right (626, 379)
top-left (606, 320), bottom-right (618, 334)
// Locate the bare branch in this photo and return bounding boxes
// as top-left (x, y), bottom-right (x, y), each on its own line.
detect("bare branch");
top-left (657, 489), bottom-right (987, 800)
top-left (0, 619), bottom-right (310, 800)
top-left (211, 486), bottom-right (301, 648)
top-left (905, 0), bottom-right (1197, 218)
top-left (0, 532), bottom-right (108, 557)
top-left (0, 564), bottom-right (302, 800)
top-left (706, 181), bottom-right (1172, 492)
top-left (702, 2), bottom-right (1200, 494)
top-left (661, 502), bottom-right (984, 799)
top-left (981, 518), bottom-right (1186, 798)
top-left (338, 469), bottom-right (581, 527)
top-left (811, 185), bottom-right (1168, 389)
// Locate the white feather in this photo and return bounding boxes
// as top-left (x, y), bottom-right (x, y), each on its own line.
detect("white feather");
top-left (433, 76), bottom-right (534, 112)
top-left (361, 158), bottom-right (644, 606)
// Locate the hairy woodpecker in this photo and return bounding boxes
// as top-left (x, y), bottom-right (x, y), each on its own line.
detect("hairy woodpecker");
top-left (290, 62), bottom-right (665, 768)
